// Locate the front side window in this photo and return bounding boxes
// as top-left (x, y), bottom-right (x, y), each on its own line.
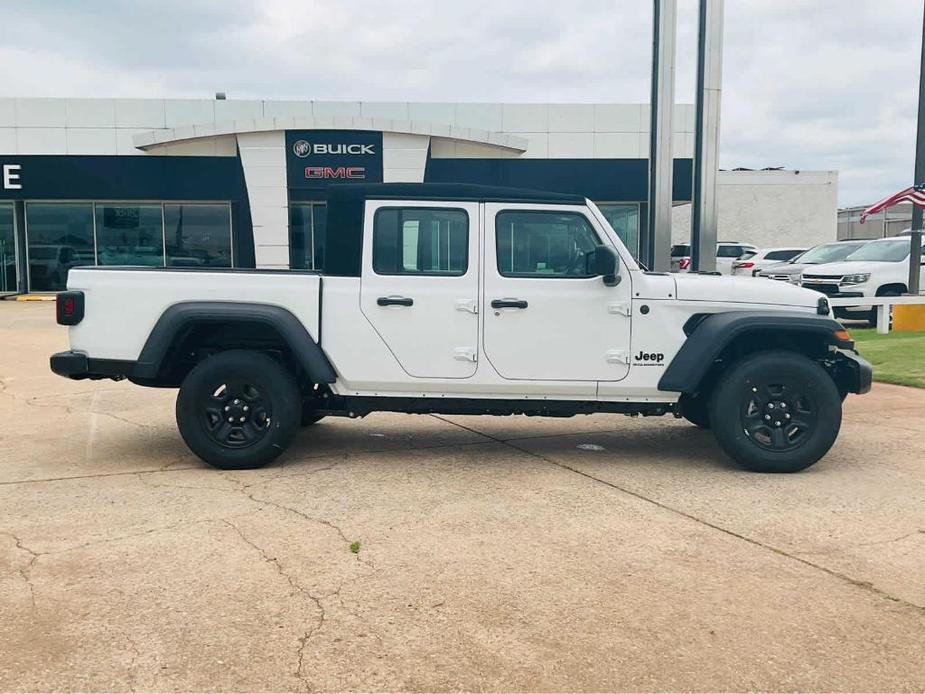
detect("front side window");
top-left (496, 211), bottom-right (601, 278)
top-left (95, 204), bottom-right (164, 266)
top-left (373, 208), bottom-right (468, 275)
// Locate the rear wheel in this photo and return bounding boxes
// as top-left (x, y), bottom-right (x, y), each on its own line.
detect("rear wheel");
top-left (176, 350), bottom-right (301, 470)
top-left (709, 350), bottom-right (841, 473)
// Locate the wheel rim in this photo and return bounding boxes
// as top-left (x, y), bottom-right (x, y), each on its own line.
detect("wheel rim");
top-left (740, 377), bottom-right (817, 452)
top-left (201, 379), bottom-right (272, 449)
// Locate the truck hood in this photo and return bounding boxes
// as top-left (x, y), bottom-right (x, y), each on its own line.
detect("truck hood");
top-left (673, 273), bottom-right (820, 307)
top-left (801, 260), bottom-right (897, 277)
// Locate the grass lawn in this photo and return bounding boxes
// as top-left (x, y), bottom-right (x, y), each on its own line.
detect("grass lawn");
top-left (851, 329), bottom-right (925, 389)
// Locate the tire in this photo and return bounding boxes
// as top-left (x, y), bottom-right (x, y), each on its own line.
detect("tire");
top-left (176, 350), bottom-right (301, 470)
top-left (709, 350), bottom-right (842, 473)
top-left (678, 393), bottom-right (710, 429)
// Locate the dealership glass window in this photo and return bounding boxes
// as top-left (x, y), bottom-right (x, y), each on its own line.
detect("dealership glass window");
top-left (95, 204), bottom-right (164, 266)
top-left (596, 203), bottom-right (640, 259)
top-left (290, 203), bottom-right (327, 270)
top-left (495, 210), bottom-right (600, 278)
top-left (1, 204), bottom-right (16, 293)
top-left (25, 203), bottom-right (95, 292)
top-left (163, 204), bottom-right (232, 267)
top-left (373, 208), bottom-right (468, 275)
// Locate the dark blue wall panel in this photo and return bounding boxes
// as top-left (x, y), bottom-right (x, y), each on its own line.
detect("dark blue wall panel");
top-left (0, 155), bottom-right (247, 201)
top-left (424, 157), bottom-right (693, 202)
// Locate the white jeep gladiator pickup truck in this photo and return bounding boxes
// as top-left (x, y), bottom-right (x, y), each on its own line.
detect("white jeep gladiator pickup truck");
top-left (51, 183), bottom-right (871, 473)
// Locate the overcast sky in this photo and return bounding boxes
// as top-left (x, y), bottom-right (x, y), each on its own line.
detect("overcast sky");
top-left (0, 0), bottom-right (921, 207)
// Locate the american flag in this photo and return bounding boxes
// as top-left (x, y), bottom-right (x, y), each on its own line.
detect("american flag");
top-left (860, 184), bottom-right (925, 224)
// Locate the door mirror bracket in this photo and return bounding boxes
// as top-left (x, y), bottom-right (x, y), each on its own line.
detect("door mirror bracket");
top-left (593, 245), bottom-right (621, 286)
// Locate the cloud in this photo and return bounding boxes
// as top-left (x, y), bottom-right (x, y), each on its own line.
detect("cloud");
top-left (0, 0), bottom-right (921, 206)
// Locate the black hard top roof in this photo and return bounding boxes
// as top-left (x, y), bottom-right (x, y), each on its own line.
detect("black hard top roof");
top-left (326, 183), bottom-right (586, 205)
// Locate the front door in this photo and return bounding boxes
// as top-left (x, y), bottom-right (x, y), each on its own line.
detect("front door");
top-left (360, 201), bottom-right (480, 378)
top-left (482, 204), bottom-right (632, 381)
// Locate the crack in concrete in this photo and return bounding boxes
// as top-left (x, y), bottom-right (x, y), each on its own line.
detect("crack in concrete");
top-left (0, 530), bottom-right (39, 612)
top-left (794, 529), bottom-right (925, 557)
top-left (124, 632), bottom-right (141, 693)
top-left (431, 414), bottom-right (925, 615)
top-left (221, 519), bottom-right (325, 692)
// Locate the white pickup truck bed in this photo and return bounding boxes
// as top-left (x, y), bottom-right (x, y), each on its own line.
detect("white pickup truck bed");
top-left (68, 267), bottom-right (322, 363)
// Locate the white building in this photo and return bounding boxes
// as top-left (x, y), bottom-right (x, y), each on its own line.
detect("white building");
top-left (0, 97), bottom-right (836, 294)
top-left (673, 169), bottom-right (838, 248)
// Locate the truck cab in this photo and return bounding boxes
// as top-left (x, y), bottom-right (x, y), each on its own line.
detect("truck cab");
top-left (51, 183), bottom-right (871, 474)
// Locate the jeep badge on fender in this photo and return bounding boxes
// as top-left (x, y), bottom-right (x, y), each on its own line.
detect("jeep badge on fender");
top-left (49, 183), bottom-right (871, 474)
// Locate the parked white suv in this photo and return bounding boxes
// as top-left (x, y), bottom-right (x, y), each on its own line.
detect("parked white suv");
top-left (671, 242), bottom-right (758, 274)
top-left (800, 236), bottom-right (925, 322)
top-left (732, 247), bottom-right (806, 276)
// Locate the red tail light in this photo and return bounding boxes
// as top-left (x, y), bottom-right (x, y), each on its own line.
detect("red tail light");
top-left (735, 261), bottom-right (755, 269)
top-left (56, 291), bottom-right (84, 325)
top-left (679, 258), bottom-right (691, 270)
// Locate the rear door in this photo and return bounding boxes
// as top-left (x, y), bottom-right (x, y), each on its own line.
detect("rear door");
top-left (482, 204), bottom-right (632, 381)
top-left (359, 200), bottom-right (480, 378)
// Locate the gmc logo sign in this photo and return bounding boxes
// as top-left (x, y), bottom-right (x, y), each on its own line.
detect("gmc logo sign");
top-left (305, 166), bottom-right (366, 180)
top-left (293, 140), bottom-right (376, 157)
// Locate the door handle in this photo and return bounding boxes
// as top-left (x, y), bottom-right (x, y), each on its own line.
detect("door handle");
top-left (491, 298), bottom-right (528, 309)
top-left (377, 296), bottom-right (413, 307)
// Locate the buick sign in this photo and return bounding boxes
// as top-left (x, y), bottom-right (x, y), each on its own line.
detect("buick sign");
top-left (293, 140), bottom-right (375, 157)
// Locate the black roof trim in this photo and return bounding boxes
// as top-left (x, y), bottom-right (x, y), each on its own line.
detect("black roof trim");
top-left (326, 183), bottom-right (586, 205)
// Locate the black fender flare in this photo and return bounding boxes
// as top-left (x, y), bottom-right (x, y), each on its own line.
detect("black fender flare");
top-left (657, 311), bottom-right (852, 394)
top-left (133, 301), bottom-right (337, 383)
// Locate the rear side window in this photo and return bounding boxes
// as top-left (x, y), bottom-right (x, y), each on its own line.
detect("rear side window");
top-left (496, 210), bottom-right (601, 278)
top-left (373, 208), bottom-right (469, 276)
top-left (717, 245), bottom-right (745, 258)
top-left (765, 249), bottom-right (802, 261)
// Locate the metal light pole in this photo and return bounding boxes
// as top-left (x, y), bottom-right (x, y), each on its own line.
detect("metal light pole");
top-left (691, 0), bottom-right (724, 273)
top-left (646, 0), bottom-right (677, 272)
top-left (909, 7), bottom-right (925, 296)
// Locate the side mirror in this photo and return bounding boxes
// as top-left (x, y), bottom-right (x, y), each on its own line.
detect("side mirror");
top-left (593, 245), bottom-right (621, 286)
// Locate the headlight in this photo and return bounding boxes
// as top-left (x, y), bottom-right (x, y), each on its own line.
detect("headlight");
top-left (841, 273), bottom-right (870, 285)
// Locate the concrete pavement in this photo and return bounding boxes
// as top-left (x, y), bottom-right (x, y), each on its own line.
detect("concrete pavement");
top-left (1, 301), bottom-right (923, 691)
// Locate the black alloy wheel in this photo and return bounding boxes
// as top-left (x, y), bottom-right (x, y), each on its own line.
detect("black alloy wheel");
top-left (176, 350), bottom-right (301, 469)
top-left (709, 350), bottom-right (842, 473)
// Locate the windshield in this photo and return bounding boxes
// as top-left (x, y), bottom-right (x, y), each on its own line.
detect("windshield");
top-left (670, 244), bottom-right (690, 257)
top-left (795, 242), bottom-right (866, 264)
top-left (845, 239), bottom-right (911, 262)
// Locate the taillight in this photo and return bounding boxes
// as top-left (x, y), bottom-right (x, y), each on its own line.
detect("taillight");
top-left (679, 258), bottom-right (691, 270)
top-left (735, 261), bottom-right (755, 269)
top-left (56, 291), bottom-right (84, 325)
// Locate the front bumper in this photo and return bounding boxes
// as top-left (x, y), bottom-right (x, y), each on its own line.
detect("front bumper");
top-left (50, 351), bottom-right (131, 381)
top-left (832, 349), bottom-right (873, 395)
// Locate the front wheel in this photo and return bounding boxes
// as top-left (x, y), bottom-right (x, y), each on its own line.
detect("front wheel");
top-left (709, 350), bottom-right (842, 473)
top-left (176, 350), bottom-right (301, 469)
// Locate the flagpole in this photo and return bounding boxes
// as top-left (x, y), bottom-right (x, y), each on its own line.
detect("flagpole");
top-left (908, 6), bottom-right (925, 296)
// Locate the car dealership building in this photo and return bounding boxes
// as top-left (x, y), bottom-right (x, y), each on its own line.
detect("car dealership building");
top-left (0, 97), bottom-right (836, 294)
